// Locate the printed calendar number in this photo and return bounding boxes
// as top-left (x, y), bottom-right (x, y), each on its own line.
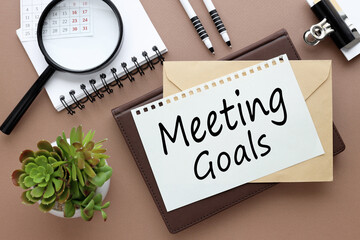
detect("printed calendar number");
top-left (21, 0), bottom-right (93, 41)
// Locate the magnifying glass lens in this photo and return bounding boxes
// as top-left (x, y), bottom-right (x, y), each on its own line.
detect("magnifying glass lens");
top-left (41, 0), bottom-right (121, 72)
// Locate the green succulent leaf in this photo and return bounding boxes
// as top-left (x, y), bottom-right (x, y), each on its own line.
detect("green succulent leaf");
top-left (53, 167), bottom-right (64, 178)
top-left (83, 199), bottom-right (95, 219)
top-left (82, 191), bottom-right (95, 206)
top-left (77, 167), bottom-right (85, 187)
top-left (26, 190), bottom-right (41, 203)
top-left (64, 201), bottom-right (76, 218)
top-left (93, 154), bottom-right (110, 160)
top-left (11, 170), bottom-right (25, 186)
top-left (43, 183), bottom-right (55, 199)
top-left (19, 173), bottom-right (29, 189)
top-left (77, 157), bottom-right (85, 170)
top-left (70, 181), bottom-right (81, 200)
top-left (58, 187), bottom-right (70, 204)
top-left (52, 178), bottom-right (63, 192)
top-left (21, 157), bottom-right (35, 170)
top-left (57, 137), bottom-right (71, 159)
top-left (102, 202), bottom-right (110, 209)
top-left (23, 176), bottom-right (36, 188)
top-left (71, 163), bottom-right (77, 181)
top-left (47, 156), bottom-right (57, 165)
top-left (83, 130), bottom-right (95, 146)
top-left (35, 150), bottom-right (51, 158)
top-left (84, 162), bottom-right (96, 178)
top-left (95, 139), bottom-right (107, 147)
top-left (89, 172), bottom-right (111, 187)
top-left (21, 191), bottom-right (36, 205)
top-left (31, 186), bottom-right (45, 198)
top-left (34, 156), bottom-right (48, 167)
top-left (41, 194), bottom-right (56, 205)
top-left (84, 141), bottom-right (95, 151)
top-left (98, 159), bottom-right (106, 168)
top-left (52, 146), bottom-right (63, 160)
top-left (88, 158), bottom-right (100, 167)
top-left (70, 127), bottom-right (77, 145)
top-left (19, 150), bottom-right (35, 163)
top-left (24, 162), bottom-right (37, 174)
top-left (51, 161), bottom-right (67, 169)
top-left (62, 132), bottom-right (67, 141)
top-left (38, 181), bottom-right (48, 187)
top-left (92, 148), bottom-right (106, 154)
top-left (101, 210), bottom-right (108, 221)
top-left (72, 142), bottom-right (82, 150)
top-left (76, 125), bottom-right (83, 145)
top-left (80, 207), bottom-right (92, 221)
top-left (93, 193), bottom-right (102, 205)
top-left (39, 201), bottom-right (55, 213)
top-left (57, 182), bottom-right (66, 197)
top-left (37, 140), bottom-right (53, 152)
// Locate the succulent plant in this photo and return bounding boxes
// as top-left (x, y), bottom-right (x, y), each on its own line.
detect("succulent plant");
top-left (11, 126), bottom-right (112, 222)
top-left (68, 191), bottom-right (110, 221)
top-left (11, 140), bottom-right (70, 212)
top-left (55, 125), bottom-right (113, 221)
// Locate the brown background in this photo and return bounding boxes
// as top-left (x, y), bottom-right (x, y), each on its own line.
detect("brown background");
top-left (0, 0), bottom-right (359, 239)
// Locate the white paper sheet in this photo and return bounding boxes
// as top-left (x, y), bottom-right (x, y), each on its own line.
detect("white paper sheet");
top-left (132, 55), bottom-right (324, 212)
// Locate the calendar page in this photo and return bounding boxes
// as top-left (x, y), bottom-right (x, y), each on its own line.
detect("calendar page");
top-left (21, 0), bottom-right (93, 41)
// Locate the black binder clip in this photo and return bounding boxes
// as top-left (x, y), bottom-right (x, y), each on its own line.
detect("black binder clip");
top-left (304, 0), bottom-right (360, 60)
top-left (111, 68), bottom-right (124, 88)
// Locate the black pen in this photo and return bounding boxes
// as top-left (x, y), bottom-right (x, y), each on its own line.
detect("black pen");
top-left (203, 0), bottom-right (232, 48)
top-left (179, 0), bottom-right (215, 54)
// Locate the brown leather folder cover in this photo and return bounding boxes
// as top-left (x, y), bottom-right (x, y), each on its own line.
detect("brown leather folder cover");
top-left (112, 29), bottom-right (345, 234)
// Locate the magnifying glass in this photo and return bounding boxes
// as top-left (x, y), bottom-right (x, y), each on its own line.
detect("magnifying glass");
top-left (1, 0), bottom-right (123, 135)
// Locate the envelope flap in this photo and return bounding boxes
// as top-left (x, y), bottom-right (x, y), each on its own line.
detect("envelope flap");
top-left (291, 60), bottom-right (332, 100)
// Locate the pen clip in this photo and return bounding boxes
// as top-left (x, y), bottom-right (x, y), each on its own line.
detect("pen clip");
top-left (304, 18), bottom-right (334, 46)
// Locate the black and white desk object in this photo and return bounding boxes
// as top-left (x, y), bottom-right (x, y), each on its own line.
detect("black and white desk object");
top-left (304, 0), bottom-right (360, 61)
top-left (203, 0), bottom-right (231, 48)
top-left (179, 0), bottom-right (215, 54)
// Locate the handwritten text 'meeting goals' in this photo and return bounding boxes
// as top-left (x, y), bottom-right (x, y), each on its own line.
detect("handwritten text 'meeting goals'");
top-left (158, 88), bottom-right (287, 180)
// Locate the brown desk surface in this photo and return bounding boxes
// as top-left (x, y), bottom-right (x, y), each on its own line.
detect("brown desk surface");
top-left (0, 0), bottom-right (359, 239)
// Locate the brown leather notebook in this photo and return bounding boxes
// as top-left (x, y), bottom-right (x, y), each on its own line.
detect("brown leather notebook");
top-left (112, 29), bottom-right (345, 233)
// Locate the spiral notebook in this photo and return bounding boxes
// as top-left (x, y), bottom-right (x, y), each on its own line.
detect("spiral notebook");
top-left (16, 0), bottom-right (167, 112)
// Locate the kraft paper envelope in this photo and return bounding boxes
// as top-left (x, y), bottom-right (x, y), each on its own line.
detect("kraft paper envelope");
top-left (163, 60), bottom-right (333, 182)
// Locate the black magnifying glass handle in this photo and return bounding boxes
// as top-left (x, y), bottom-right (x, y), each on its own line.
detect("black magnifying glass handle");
top-left (0, 66), bottom-right (56, 135)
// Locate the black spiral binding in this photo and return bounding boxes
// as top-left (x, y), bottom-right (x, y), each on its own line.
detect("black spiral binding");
top-left (60, 95), bottom-right (75, 115)
top-left (142, 51), bottom-right (155, 70)
top-left (111, 68), bottom-right (124, 88)
top-left (60, 46), bottom-right (165, 115)
top-left (100, 74), bottom-right (113, 94)
top-left (121, 63), bottom-right (135, 82)
top-left (132, 57), bottom-right (144, 76)
top-left (69, 90), bottom-right (85, 110)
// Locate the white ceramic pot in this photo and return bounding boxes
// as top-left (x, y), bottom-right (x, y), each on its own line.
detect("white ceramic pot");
top-left (47, 140), bottom-right (111, 218)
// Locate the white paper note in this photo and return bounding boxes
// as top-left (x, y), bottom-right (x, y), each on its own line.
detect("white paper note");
top-left (132, 55), bottom-right (324, 212)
